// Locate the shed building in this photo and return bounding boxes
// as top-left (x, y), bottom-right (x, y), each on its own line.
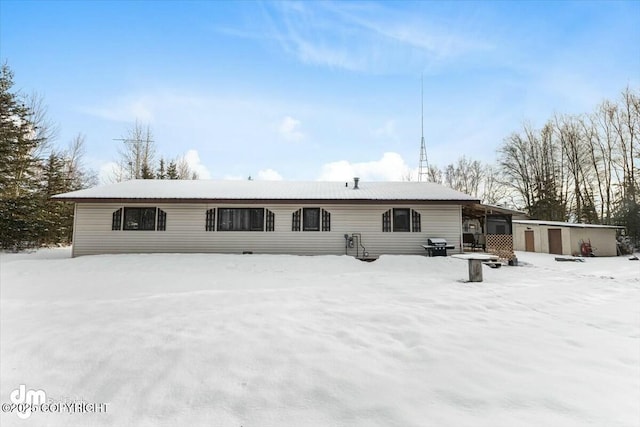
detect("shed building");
top-left (513, 220), bottom-right (624, 257)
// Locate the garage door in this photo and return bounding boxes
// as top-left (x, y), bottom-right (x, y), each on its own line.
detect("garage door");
top-left (548, 229), bottom-right (563, 255)
top-left (525, 230), bottom-right (535, 252)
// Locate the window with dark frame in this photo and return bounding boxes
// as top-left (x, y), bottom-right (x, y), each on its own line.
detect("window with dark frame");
top-left (382, 209), bottom-right (391, 232)
top-left (157, 209), bottom-right (167, 231)
top-left (321, 209), bottom-right (331, 232)
top-left (383, 208), bottom-right (421, 232)
top-left (205, 208), bottom-right (216, 231)
top-left (217, 208), bottom-right (264, 231)
top-left (265, 209), bottom-right (275, 232)
top-left (112, 208), bottom-right (122, 230)
top-left (292, 208), bottom-right (331, 231)
top-left (123, 207), bottom-right (157, 231)
top-left (393, 208), bottom-right (410, 232)
top-left (303, 208), bottom-right (320, 231)
top-left (411, 210), bottom-right (421, 232)
top-left (292, 209), bottom-right (301, 231)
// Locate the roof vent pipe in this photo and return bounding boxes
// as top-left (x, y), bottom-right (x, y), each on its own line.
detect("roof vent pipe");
top-left (353, 177), bottom-right (360, 189)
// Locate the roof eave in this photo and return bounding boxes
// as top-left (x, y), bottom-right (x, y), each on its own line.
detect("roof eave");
top-left (52, 197), bottom-right (480, 205)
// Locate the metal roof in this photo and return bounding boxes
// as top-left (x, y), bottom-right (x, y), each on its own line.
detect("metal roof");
top-left (513, 219), bottom-right (624, 229)
top-left (53, 179), bottom-right (480, 202)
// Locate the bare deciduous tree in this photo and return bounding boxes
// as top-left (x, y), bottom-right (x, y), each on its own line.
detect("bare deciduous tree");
top-left (444, 156), bottom-right (483, 197)
top-left (115, 120), bottom-right (155, 181)
top-left (176, 156), bottom-right (198, 180)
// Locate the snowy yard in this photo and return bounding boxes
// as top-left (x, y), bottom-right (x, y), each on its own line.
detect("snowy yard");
top-left (1, 249), bottom-right (638, 427)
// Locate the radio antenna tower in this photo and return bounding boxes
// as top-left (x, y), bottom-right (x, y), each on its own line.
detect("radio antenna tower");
top-left (417, 75), bottom-right (429, 182)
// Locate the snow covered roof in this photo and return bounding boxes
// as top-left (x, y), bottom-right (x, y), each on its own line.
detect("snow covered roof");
top-left (53, 179), bottom-right (479, 203)
top-left (513, 219), bottom-right (624, 229)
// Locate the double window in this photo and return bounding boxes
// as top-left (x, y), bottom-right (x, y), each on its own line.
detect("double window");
top-left (382, 209), bottom-right (421, 232)
top-left (218, 208), bottom-right (264, 231)
top-left (205, 208), bottom-right (275, 232)
top-left (112, 207), bottom-right (167, 231)
top-left (292, 208), bottom-right (331, 231)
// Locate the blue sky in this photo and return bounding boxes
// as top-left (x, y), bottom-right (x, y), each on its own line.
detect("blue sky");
top-left (1, 0), bottom-right (639, 182)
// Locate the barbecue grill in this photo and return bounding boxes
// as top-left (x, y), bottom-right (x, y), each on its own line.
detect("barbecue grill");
top-left (424, 237), bottom-right (454, 257)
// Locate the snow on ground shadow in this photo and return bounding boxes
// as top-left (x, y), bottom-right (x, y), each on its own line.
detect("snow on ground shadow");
top-left (1, 249), bottom-right (639, 427)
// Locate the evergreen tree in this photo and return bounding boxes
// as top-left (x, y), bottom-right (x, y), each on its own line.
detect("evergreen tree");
top-left (0, 63), bottom-right (46, 249)
top-left (166, 161), bottom-right (179, 179)
top-left (156, 158), bottom-right (166, 179)
top-left (140, 161), bottom-right (154, 179)
top-left (40, 153), bottom-right (69, 244)
top-left (614, 181), bottom-right (640, 248)
top-left (529, 176), bottom-right (566, 221)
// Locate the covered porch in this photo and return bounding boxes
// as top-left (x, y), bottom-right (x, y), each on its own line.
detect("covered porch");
top-left (461, 203), bottom-right (528, 263)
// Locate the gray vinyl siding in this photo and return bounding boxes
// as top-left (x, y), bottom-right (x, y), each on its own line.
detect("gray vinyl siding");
top-left (72, 202), bottom-right (463, 257)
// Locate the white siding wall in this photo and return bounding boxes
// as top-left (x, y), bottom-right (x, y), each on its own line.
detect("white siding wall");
top-left (514, 223), bottom-right (618, 256)
top-left (569, 228), bottom-right (618, 257)
top-left (72, 203), bottom-right (463, 257)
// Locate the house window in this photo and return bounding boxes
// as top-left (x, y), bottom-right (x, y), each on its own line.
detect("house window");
top-left (292, 209), bottom-right (301, 231)
top-left (303, 208), bottom-right (320, 231)
top-left (123, 207), bottom-right (157, 231)
top-left (157, 209), bottom-right (167, 231)
top-left (112, 208), bottom-right (122, 230)
top-left (383, 208), bottom-right (420, 232)
top-left (114, 207), bottom-right (165, 231)
top-left (293, 208), bottom-right (331, 231)
top-left (265, 209), bottom-right (275, 232)
top-left (487, 216), bottom-right (511, 235)
top-left (382, 210), bottom-right (391, 232)
top-left (218, 208), bottom-right (264, 231)
top-left (205, 208), bottom-right (216, 231)
top-left (412, 210), bottom-right (421, 232)
top-left (321, 209), bottom-right (331, 232)
top-left (393, 209), bottom-right (410, 232)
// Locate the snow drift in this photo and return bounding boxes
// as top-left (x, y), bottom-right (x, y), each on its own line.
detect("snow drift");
top-left (1, 249), bottom-right (638, 426)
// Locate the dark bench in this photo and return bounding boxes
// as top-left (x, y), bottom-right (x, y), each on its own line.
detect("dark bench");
top-left (462, 233), bottom-right (486, 251)
top-left (463, 233), bottom-right (476, 249)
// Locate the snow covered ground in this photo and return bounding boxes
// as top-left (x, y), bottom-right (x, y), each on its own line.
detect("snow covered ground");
top-left (1, 249), bottom-right (638, 427)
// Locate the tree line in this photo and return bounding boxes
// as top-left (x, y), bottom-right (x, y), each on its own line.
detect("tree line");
top-left (424, 87), bottom-right (639, 246)
top-left (0, 64), bottom-right (96, 249)
top-left (0, 63), bottom-right (197, 250)
top-left (3, 59), bottom-right (638, 249)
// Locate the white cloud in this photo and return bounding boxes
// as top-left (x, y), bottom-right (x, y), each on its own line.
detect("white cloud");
top-left (181, 149), bottom-right (212, 179)
top-left (84, 98), bottom-right (155, 123)
top-left (256, 168), bottom-right (284, 181)
top-left (98, 161), bottom-right (125, 184)
top-left (318, 152), bottom-right (416, 181)
top-left (278, 116), bottom-right (304, 141)
top-left (268, 2), bottom-right (492, 73)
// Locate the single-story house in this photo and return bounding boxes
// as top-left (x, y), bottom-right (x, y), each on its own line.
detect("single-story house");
top-left (53, 178), bottom-right (480, 258)
top-left (513, 219), bottom-right (624, 257)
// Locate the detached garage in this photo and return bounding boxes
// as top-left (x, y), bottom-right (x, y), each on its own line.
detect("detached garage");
top-left (513, 220), bottom-right (624, 257)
